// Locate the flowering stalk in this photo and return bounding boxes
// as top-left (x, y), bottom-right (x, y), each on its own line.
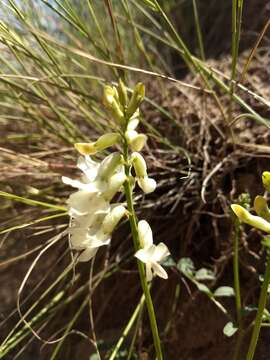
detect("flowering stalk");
top-left (122, 139), bottom-right (164, 360)
top-left (108, 80), bottom-right (167, 359)
top-left (63, 80), bottom-right (169, 359)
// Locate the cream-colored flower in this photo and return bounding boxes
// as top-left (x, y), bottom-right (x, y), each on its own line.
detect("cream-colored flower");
top-left (67, 190), bottom-right (110, 218)
top-left (131, 152), bottom-right (156, 194)
top-left (134, 220), bottom-right (170, 281)
top-left (70, 205), bottom-right (126, 262)
top-left (137, 177), bottom-right (156, 194)
top-left (62, 153), bottom-right (124, 196)
top-left (125, 130), bottom-right (147, 152)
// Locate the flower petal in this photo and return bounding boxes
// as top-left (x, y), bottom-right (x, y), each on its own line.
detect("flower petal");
top-left (62, 176), bottom-right (88, 190)
top-left (137, 177), bottom-right (156, 194)
top-left (153, 242), bottom-right (170, 262)
top-left (146, 263), bottom-right (153, 282)
top-left (151, 262), bottom-right (168, 279)
top-left (77, 156), bottom-right (99, 182)
top-left (134, 245), bottom-right (155, 263)
top-left (87, 231), bottom-right (111, 247)
top-left (138, 220), bottom-right (153, 247)
top-left (78, 247), bottom-right (98, 262)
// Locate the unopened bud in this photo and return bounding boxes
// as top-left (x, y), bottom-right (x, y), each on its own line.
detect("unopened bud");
top-left (74, 142), bottom-right (96, 155)
top-left (75, 133), bottom-right (120, 155)
top-left (262, 172), bottom-right (270, 192)
top-left (95, 133), bottom-right (120, 151)
top-left (104, 86), bottom-right (117, 107)
top-left (254, 196), bottom-right (270, 222)
top-left (231, 204), bottom-right (270, 233)
top-left (104, 85), bottom-right (124, 124)
top-left (131, 152), bottom-right (147, 178)
top-left (118, 78), bottom-right (129, 107)
top-left (126, 83), bottom-right (145, 118)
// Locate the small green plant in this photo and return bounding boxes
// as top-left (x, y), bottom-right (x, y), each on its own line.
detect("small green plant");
top-left (63, 80), bottom-right (170, 359)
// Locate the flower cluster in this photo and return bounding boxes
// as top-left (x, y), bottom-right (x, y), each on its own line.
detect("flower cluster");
top-left (62, 80), bottom-right (170, 280)
top-left (231, 171), bottom-right (270, 234)
top-left (62, 153), bottom-right (126, 262)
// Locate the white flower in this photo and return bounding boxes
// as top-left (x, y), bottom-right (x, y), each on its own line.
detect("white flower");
top-left (125, 130), bottom-right (147, 152)
top-left (63, 151), bottom-right (127, 263)
top-left (137, 177), bottom-right (156, 194)
top-left (67, 190), bottom-right (110, 217)
top-left (70, 205), bottom-right (126, 262)
top-left (131, 152), bottom-right (156, 194)
top-left (62, 152), bottom-right (124, 196)
top-left (134, 220), bottom-right (170, 281)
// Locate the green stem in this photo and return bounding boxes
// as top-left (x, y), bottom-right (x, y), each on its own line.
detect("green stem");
top-left (233, 220), bottom-right (242, 325)
top-left (122, 142), bottom-right (163, 360)
top-left (246, 252), bottom-right (270, 360)
top-left (232, 219), bottom-right (243, 360)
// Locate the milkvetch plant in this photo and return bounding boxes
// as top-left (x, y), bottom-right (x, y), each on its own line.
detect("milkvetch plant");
top-left (231, 171), bottom-right (270, 360)
top-left (62, 80), bottom-right (170, 360)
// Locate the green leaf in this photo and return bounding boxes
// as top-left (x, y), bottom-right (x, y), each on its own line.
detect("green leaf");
top-left (162, 255), bottom-right (176, 268)
top-left (0, 191), bottom-right (66, 211)
top-left (195, 281), bottom-right (212, 296)
top-left (195, 268), bottom-right (215, 281)
top-left (177, 257), bottom-right (195, 277)
top-left (223, 322), bottom-right (238, 337)
top-left (214, 286), bottom-right (235, 298)
top-left (138, 0), bottom-right (158, 11)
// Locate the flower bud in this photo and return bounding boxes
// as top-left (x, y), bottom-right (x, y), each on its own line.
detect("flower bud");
top-left (74, 142), bottom-right (96, 155)
top-left (118, 78), bottom-right (129, 107)
top-left (125, 130), bottom-right (147, 152)
top-left (102, 205), bottom-right (126, 234)
top-left (131, 152), bottom-right (147, 178)
top-left (231, 204), bottom-right (270, 233)
top-left (126, 83), bottom-right (145, 118)
top-left (254, 196), bottom-right (270, 222)
top-left (103, 86), bottom-right (117, 107)
top-left (138, 177), bottom-right (156, 193)
top-left (95, 133), bottom-right (120, 151)
top-left (98, 152), bottom-right (122, 180)
top-left (74, 133), bottom-right (120, 155)
top-left (104, 85), bottom-right (124, 124)
top-left (262, 172), bottom-right (270, 192)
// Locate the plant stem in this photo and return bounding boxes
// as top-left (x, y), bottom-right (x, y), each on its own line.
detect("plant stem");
top-left (246, 252), bottom-right (270, 360)
top-left (122, 141), bottom-right (163, 360)
top-left (232, 219), bottom-right (243, 360)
